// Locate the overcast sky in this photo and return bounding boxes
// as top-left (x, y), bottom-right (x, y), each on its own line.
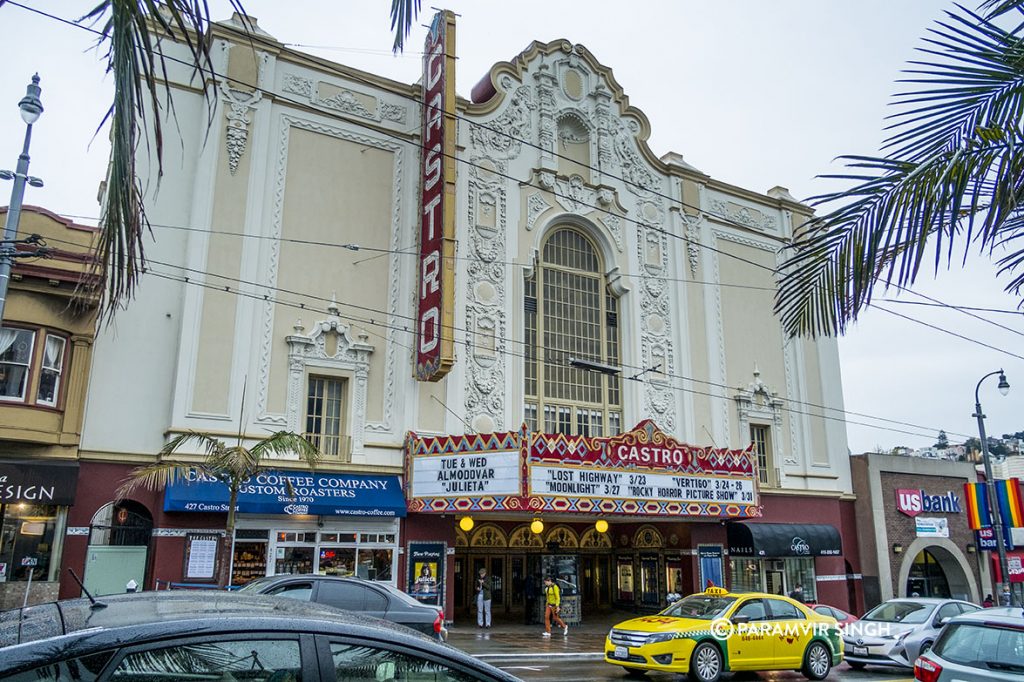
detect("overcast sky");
top-left (1, 1), bottom-right (1021, 453)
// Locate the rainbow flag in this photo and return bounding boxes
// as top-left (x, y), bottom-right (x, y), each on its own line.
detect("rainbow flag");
top-left (995, 478), bottom-right (1024, 528)
top-left (963, 482), bottom-right (991, 530)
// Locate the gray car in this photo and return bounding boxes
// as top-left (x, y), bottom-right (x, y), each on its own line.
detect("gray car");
top-left (239, 573), bottom-right (448, 640)
top-left (913, 606), bottom-right (1024, 680)
top-left (842, 598), bottom-right (980, 669)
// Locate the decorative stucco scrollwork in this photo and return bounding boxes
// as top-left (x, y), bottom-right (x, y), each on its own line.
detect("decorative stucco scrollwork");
top-left (285, 299), bottom-right (374, 457)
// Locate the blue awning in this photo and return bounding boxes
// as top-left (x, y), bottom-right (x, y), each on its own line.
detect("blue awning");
top-left (164, 470), bottom-right (406, 518)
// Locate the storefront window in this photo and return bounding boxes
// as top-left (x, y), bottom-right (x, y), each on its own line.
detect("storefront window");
top-left (730, 558), bottom-right (761, 593)
top-left (785, 557), bottom-right (817, 602)
top-left (319, 547), bottom-right (356, 576)
top-left (0, 504), bottom-right (57, 582)
top-left (358, 549), bottom-right (393, 581)
top-left (235, 525), bottom-right (398, 584)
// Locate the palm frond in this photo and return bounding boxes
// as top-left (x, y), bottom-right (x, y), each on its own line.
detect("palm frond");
top-left (250, 431), bottom-right (322, 468)
top-left (116, 460), bottom-right (209, 499)
top-left (160, 431), bottom-right (227, 459)
top-left (776, 2), bottom-right (1024, 337)
top-left (390, 0), bottom-right (422, 53)
top-left (79, 0), bottom-right (247, 317)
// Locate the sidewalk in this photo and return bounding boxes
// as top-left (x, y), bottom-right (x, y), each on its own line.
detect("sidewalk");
top-left (446, 611), bottom-right (629, 662)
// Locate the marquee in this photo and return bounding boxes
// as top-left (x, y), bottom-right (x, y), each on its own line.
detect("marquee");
top-left (405, 420), bottom-right (760, 518)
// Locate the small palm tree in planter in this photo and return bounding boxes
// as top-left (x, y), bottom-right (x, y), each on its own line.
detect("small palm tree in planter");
top-left (118, 430), bottom-right (321, 588)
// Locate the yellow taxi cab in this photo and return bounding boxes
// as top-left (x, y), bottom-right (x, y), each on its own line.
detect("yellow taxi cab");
top-left (604, 587), bottom-right (842, 682)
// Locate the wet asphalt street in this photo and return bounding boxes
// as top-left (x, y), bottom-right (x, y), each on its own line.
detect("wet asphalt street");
top-left (446, 620), bottom-right (915, 682)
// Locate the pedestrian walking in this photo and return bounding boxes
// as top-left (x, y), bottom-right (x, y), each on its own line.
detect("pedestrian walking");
top-left (1000, 584), bottom-right (1012, 606)
top-left (475, 568), bottom-right (492, 628)
top-left (542, 576), bottom-right (567, 637)
top-left (788, 584), bottom-right (804, 602)
top-left (983, 594), bottom-right (994, 608)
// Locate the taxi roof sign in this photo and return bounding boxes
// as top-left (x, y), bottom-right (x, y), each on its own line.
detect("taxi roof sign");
top-left (703, 586), bottom-right (728, 597)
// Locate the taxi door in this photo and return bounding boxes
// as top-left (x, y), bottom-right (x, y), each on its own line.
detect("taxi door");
top-left (765, 598), bottom-right (811, 668)
top-left (725, 598), bottom-right (773, 670)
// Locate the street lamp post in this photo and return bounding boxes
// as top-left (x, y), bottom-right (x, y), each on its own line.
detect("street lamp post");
top-left (974, 369), bottom-right (1014, 606)
top-left (0, 74), bottom-right (44, 322)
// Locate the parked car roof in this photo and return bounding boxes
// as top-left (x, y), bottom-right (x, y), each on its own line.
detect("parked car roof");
top-left (950, 605), bottom-right (1024, 626)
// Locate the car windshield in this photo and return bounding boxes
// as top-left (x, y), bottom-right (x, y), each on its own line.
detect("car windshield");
top-left (661, 595), bottom-right (736, 620)
top-left (933, 622), bottom-right (1024, 673)
top-left (861, 601), bottom-right (933, 624)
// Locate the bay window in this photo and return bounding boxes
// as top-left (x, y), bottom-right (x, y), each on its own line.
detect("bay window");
top-left (0, 326), bottom-right (68, 408)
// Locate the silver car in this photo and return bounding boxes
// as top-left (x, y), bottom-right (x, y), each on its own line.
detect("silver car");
top-left (914, 606), bottom-right (1024, 680)
top-left (842, 598), bottom-right (980, 669)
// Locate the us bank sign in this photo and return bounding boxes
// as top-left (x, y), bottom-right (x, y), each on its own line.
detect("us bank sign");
top-left (896, 488), bottom-right (962, 517)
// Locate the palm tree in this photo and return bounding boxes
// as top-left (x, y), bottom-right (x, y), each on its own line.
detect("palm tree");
top-left (117, 430), bottom-right (320, 587)
top-left (775, 0), bottom-right (1024, 337)
top-left (59, 0), bottom-right (421, 315)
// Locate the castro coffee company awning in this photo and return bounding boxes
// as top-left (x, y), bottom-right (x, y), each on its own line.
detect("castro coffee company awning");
top-left (728, 522), bottom-right (842, 557)
top-left (164, 470), bottom-right (406, 518)
top-left (0, 459), bottom-right (79, 505)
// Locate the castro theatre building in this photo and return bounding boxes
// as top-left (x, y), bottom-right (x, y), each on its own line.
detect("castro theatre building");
top-left (74, 11), bottom-right (859, 615)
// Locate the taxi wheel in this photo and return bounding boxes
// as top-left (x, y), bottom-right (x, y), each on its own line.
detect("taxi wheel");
top-left (801, 642), bottom-right (832, 681)
top-left (689, 642), bottom-right (722, 682)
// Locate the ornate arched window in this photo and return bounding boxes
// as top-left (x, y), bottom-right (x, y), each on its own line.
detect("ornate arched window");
top-left (525, 228), bottom-right (621, 436)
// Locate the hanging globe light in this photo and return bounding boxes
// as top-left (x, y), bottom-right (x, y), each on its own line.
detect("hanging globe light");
top-left (459, 516), bottom-right (474, 532)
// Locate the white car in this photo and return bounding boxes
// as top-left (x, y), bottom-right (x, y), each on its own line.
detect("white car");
top-left (842, 598), bottom-right (980, 669)
top-left (913, 606), bottom-right (1024, 680)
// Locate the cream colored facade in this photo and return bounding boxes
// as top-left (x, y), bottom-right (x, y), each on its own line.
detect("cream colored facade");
top-left (81, 15), bottom-right (851, 497)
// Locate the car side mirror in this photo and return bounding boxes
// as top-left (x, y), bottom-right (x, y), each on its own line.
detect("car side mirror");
top-left (732, 615), bottom-right (750, 624)
top-left (937, 616), bottom-right (950, 626)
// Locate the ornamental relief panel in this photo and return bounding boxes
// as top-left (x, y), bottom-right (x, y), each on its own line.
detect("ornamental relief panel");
top-left (470, 80), bottom-right (536, 159)
top-left (465, 158), bottom-right (508, 432)
top-left (637, 219), bottom-right (677, 432)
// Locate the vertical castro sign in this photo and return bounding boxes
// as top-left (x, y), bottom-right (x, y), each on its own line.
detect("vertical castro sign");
top-left (416, 10), bottom-right (457, 381)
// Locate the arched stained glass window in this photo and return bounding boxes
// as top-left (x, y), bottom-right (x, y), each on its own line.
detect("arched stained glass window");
top-left (524, 228), bottom-right (621, 436)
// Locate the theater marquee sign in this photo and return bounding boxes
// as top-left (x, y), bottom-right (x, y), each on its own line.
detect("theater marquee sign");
top-left (405, 420), bottom-right (760, 518)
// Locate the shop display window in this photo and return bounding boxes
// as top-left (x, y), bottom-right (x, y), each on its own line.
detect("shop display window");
top-left (276, 546), bottom-right (314, 574)
top-left (319, 547), bottom-right (356, 576)
top-left (231, 541), bottom-right (268, 586)
top-left (357, 549), bottom-right (393, 581)
top-left (784, 557), bottom-right (817, 601)
top-left (0, 504), bottom-right (58, 582)
top-left (730, 558), bottom-right (761, 593)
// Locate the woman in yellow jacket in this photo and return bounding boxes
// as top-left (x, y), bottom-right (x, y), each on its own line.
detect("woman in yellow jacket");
top-left (542, 576), bottom-right (568, 637)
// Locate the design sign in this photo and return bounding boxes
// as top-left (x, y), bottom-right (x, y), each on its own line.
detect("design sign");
top-left (406, 420), bottom-right (760, 518)
top-left (896, 488), bottom-right (961, 517)
top-left (415, 10), bottom-right (457, 381)
top-left (915, 517), bottom-right (950, 538)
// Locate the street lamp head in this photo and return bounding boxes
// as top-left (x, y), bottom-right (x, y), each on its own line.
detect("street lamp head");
top-left (998, 371), bottom-right (1010, 397)
top-left (18, 74), bottom-right (43, 125)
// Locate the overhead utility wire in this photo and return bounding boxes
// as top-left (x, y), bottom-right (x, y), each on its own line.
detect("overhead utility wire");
top-left (33, 226), bottom-right (973, 439)
top-left (125, 246), bottom-right (974, 441)
top-left (19, 1), bottom-right (1017, 351)
top-left (52, 213), bottom-right (781, 294)
top-left (879, 298), bottom-right (1024, 317)
top-left (142, 265), bottom-right (949, 442)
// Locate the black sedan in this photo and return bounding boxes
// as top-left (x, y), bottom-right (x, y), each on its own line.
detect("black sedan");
top-left (0, 591), bottom-right (517, 681)
top-left (239, 574), bottom-right (447, 640)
